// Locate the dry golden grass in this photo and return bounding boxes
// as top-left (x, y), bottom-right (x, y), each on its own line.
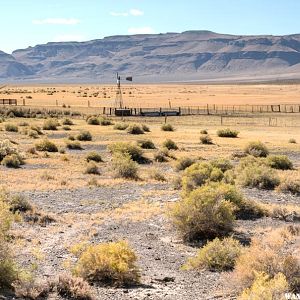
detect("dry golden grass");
top-left (2, 84), bottom-right (300, 108)
top-left (1, 114), bottom-right (300, 192)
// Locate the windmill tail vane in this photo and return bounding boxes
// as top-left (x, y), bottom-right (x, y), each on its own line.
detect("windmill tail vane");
top-left (114, 73), bottom-right (133, 108)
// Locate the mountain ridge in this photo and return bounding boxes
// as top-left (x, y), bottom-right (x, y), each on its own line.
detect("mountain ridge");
top-left (1, 31), bottom-right (300, 83)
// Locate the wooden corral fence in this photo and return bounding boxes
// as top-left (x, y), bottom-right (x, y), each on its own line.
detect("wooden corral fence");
top-left (0, 99), bottom-right (17, 105)
top-left (1, 99), bottom-right (300, 116)
top-left (100, 104), bottom-right (300, 116)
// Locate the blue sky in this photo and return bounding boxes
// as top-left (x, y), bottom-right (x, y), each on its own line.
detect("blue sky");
top-left (1, 0), bottom-right (300, 53)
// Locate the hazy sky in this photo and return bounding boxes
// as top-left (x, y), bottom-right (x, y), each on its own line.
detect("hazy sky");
top-left (1, 0), bottom-right (300, 53)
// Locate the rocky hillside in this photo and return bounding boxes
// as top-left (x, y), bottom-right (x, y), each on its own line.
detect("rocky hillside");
top-left (1, 31), bottom-right (300, 82)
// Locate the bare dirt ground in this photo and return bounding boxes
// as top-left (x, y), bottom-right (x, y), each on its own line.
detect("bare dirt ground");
top-left (0, 85), bottom-right (300, 299)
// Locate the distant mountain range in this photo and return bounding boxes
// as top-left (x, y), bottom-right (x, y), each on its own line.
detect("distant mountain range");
top-left (1, 31), bottom-right (300, 83)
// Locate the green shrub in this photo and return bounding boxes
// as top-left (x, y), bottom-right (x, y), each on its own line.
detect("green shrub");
top-left (142, 124), bottom-right (150, 132)
top-left (1, 154), bottom-right (23, 168)
top-left (211, 158), bottom-right (233, 172)
top-left (76, 130), bottom-right (92, 141)
top-left (35, 139), bottom-right (58, 152)
top-left (222, 169), bottom-right (236, 185)
top-left (200, 129), bottom-right (208, 134)
top-left (217, 128), bottom-right (239, 138)
top-left (87, 116), bottom-right (100, 125)
top-left (113, 123), bottom-right (129, 130)
top-left (265, 155), bottom-right (293, 170)
top-left (170, 183), bottom-right (236, 241)
top-left (109, 142), bottom-right (145, 164)
top-left (288, 138), bottom-right (297, 144)
top-left (181, 161), bottom-right (224, 195)
top-left (42, 118), bottom-right (59, 130)
top-left (193, 182), bottom-right (265, 220)
top-left (161, 124), bottom-right (174, 132)
top-left (200, 134), bottom-right (213, 145)
top-left (237, 158), bottom-right (280, 190)
top-left (84, 162), bottom-right (100, 175)
top-left (244, 141), bottom-right (269, 157)
top-left (30, 125), bottom-right (43, 135)
top-left (127, 124), bottom-right (144, 135)
top-left (5, 123), bottom-right (18, 132)
top-left (86, 152), bottom-right (102, 163)
top-left (184, 237), bottom-right (242, 271)
top-left (62, 118), bottom-right (74, 126)
top-left (62, 126), bottom-right (71, 131)
top-left (99, 117), bottom-right (113, 126)
top-left (112, 153), bottom-right (139, 180)
top-left (137, 139), bottom-right (156, 149)
top-left (66, 141), bottom-right (83, 150)
top-left (73, 240), bottom-right (140, 286)
top-left (163, 139), bottom-right (178, 150)
top-left (175, 157), bottom-right (196, 171)
top-left (0, 196), bottom-right (18, 290)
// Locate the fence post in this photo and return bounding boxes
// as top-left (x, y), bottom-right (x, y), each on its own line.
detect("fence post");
top-left (220, 115), bottom-right (223, 125)
top-left (23, 99), bottom-right (25, 106)
top-left (206, 104), bottom-right (209, 115)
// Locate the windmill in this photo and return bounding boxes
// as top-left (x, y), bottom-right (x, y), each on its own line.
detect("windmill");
top-left (114, 73), bottom-right (132, 108)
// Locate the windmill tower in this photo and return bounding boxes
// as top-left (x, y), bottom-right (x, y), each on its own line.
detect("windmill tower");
top-left (114, 73), bottom-right (132, 108)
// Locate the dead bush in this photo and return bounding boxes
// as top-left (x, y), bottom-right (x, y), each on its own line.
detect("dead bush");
top-left (57, 274), bottom-right (94, 300)
top-left (148, 168), bottom-right (166, 182)
top-left (277, 172), bottom-right (300, 195)
top-left (232, 226), bottom-right (300, 292)
top-left (244, 141), bottom-right (269, 157)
